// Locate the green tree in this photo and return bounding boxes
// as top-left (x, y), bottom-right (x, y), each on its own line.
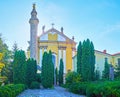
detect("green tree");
top-left (95, 69), bottom-right (100, 80)
top-left (81, 39), bottom-right (95, 81)
top-left (66, 71), bottom-right (81, 84)
top-left (26, 58), bottom-right (37, 87)
top-left (41, 52), bottom-right (48, 88)
top-left (0, 34), bottom-right (13, 83)
top-left (1, 63), bottom-right (13, 83)
top-left (115, 64), bottom-right (120, 78)
top-left (13, 50), bottom-right (26, 84)
top-left (0, 34), bottom-right (12, 66)
top-left (55, 68), bottom-right (58, 85)
top-left (12, 42), bottom-right (19, 54)
top-left (41, 51), bottom-right (54, 88)
top-left (48, 50), bottom-right (54, 87)
top-left (77, 41), bottom-right (82, 74)
top-left (90, 42), bottom-right (95, 80)
top-left (102, 58), bottom-right (110, 79)
top-left (59, 58), bottom-right (64, 85)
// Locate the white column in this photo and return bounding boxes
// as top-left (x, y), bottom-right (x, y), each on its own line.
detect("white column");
top-left (63, 50), bottom-right (66, 73)
top-left (44, 48), bottom-right (47, 52)
top-left (40, 48), bottom-right (42, 67)
top-left (72, 51), bottom-right (75, 57)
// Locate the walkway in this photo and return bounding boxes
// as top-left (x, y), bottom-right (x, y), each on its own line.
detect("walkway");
top-left (17, 86), bottom-right (86, 97)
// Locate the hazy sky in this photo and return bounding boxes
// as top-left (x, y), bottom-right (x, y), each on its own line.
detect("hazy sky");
top-left (0, 0), bottom-right (120, 54)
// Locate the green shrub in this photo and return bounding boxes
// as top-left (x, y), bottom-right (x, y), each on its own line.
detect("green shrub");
top-left (86, 81), bottom-right (120, 97)
top-left (0, 84), bottom-right (25, 97)
top-left (30, 81), bottom-right (40, 89)
top-left (65, 72), bottom-right (81, 85)
top-left (70, 82), bottom-right (88, 95)
top-left (36, 73), bottom-right (41, 83)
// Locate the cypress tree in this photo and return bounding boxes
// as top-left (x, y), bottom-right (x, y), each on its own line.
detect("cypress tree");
top-left (48, 50), bottom-right (54, 87)
top-left (13, 50), bottom-right (26, 84)
top-left (90, 42), bottom-right (95, 80)
top-left (26, 58), bottom-right (37, 87)
top-left (81, 39), bottom-right (95, 81)
top-left (55, 68), bottom-right (58, 85)
top-left (41, 51), bottom-right (54, 88)
top-left (41, 52), bottom-right (48, 88)
top-left (102, 58), bottom-right (110, 79)
top-left (77, 41), bottom-right (82, 74)
top-left (59, 58), bottom-right (64, 85)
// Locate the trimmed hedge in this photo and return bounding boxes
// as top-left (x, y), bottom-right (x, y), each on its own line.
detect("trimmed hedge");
top-left (30, 81), bottom-right (40, 89)
top-left (86, 81), bottom-right (120, 97)
top-left (69, 82), bottom-right (88, 95)
top-left (0, 84), bottom-right (25, 97)
top-left (66, 81), bottom-right (120, 97)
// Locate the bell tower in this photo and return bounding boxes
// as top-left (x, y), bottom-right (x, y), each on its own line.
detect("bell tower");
top-left (29, 4), bottom-right (39, 61)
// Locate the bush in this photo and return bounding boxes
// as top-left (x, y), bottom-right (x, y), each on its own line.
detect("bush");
top-left (86, 81), bottom-right (120, 97)
top-left (36, 73), bottom-right (41, 83)
top-left (69, 82), bottom-right (88, 95)
top-left (0, 84), bottom-right (25, 97)
top-left (30, 81), bottom-right (40, 89)
top-left (65, 72), bottom-right (81, 85)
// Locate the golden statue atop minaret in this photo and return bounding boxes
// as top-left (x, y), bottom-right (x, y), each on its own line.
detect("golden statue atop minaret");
top-left (33, 3), bottom-right (36, 9)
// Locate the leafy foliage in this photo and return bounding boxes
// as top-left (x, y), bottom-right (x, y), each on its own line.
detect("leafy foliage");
top-left (77, 41), bottom-right (82, 74)
top-left (66, 71), bottom-right (81, 85)
top-left (0, 84), bottom-right (25, 97)
top-left (0, 34), bottom-right (12, 82)
top-left (81, 39), bottom-right (95, 81)
top-left (86, 81), bottom-right (120, 97)
top-left (26, 58), bottom-right (37, 87)
top-left (30, 81), bottom-right (40, 89)
top-left (59, 58), bottom-right (64, 85)
top-left (55, 68), bottom-right (58, 85)
top-left (102, 58), bottom-right (110, 79)
top-left (36, 73), bottom-right (41, 83)
top-left (13, 50), bottom-right (26, 84)
top-left (41, 51), bottom-right (54, 88)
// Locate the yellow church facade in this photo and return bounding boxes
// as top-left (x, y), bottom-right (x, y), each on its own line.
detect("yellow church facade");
top-left (28, 4), bottom-right (120, 77)
top-left (28, 4), bottom-right (76, 74)
top-left (38, 27), bottom-right (76, 73)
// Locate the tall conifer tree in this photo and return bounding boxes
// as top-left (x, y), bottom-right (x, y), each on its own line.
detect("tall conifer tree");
top-left (13, 50), bottom-right (26, 84)
top-left (77, 41), bottom-right (82, 74)
top-left (90, 42), bottom-right (95, 80)
top-left (81, 39), bottom-right (95, 81)
top-left (41, 51), bottom-right (54, 88)
top-left (59, 58), bottom-right (64, 85)
top-left (102, 58), bottom-right (109, 79)
top-left (26, 58), bottom-right (37, 87)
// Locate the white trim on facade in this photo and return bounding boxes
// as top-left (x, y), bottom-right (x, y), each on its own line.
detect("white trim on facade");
top-left (63, 50), bottom-right (66, 73)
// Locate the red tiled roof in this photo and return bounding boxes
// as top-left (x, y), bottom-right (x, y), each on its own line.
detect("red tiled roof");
top-left (112, 52), bottom-right (120, 56)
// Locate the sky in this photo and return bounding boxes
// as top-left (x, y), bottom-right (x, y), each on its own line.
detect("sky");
top-left (0, 0), bottom-right (120, 54)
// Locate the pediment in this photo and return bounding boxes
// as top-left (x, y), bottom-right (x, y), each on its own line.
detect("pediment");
top-left (39, 28), bottom-right (76, 44)
top-left (39, 28), bottom-right (66, 42)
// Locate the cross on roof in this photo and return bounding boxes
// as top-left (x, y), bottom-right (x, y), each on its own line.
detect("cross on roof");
top-left (51, 23), bottom-right (55, 28)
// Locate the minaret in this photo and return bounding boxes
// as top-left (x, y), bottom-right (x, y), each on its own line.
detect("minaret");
top-left (29, 4), bottom-right (39, 61)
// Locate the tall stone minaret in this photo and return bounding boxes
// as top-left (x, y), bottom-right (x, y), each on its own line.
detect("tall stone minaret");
top-left (29, 4), bottom-right (39, 61)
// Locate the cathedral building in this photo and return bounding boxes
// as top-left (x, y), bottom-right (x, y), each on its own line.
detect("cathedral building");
top-left (28, 4), bottom-right (120, 77)
top-left (29, 4), bottom-right (76, 73)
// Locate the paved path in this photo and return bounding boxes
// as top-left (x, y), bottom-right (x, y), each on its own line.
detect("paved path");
top-left (17, 86), bottom-right (86, 97)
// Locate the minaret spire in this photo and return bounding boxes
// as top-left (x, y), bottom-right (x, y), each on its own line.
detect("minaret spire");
top-left (33, 3), bottom-right (36, 9)
top-left (29, 4), bottom-right (39, 62)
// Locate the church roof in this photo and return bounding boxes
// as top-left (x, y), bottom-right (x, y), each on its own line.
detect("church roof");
top-left (39, 27), bottom-right (76, 44)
